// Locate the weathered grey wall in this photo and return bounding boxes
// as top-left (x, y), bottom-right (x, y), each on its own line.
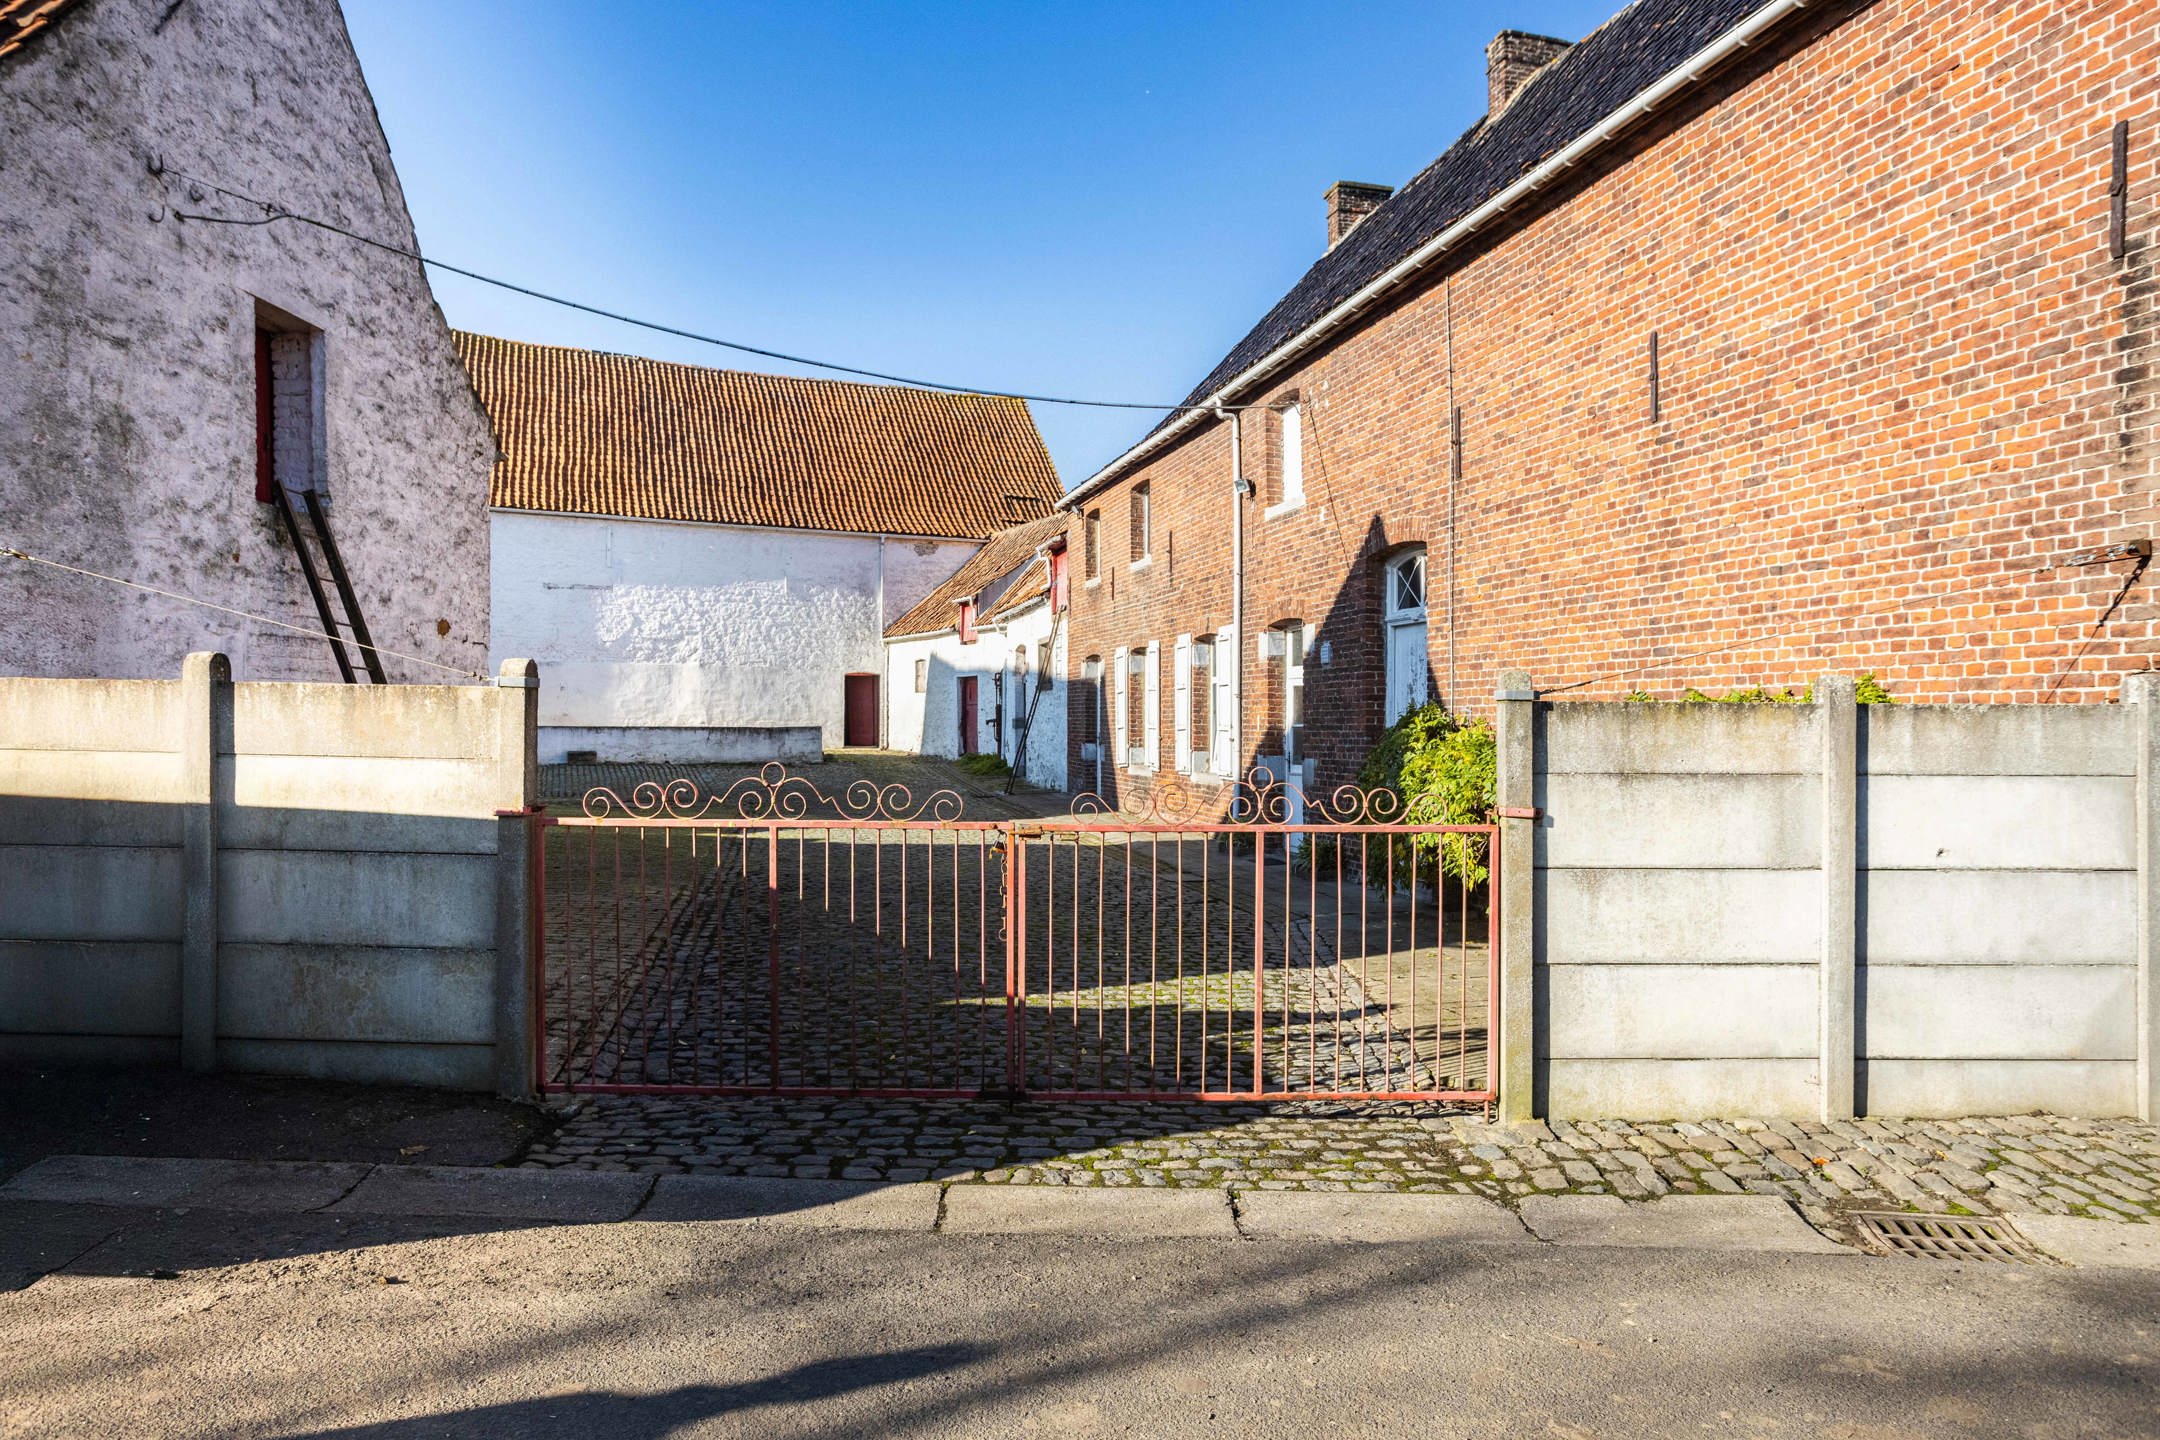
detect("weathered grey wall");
top-left (1532, 701), bottom-right (1827, 1119)
top-left (1508, 681), bottom-right (2157, 1122)
top-left (1856, 705), bottom-right (2140, 1118)
top-left (0, 677), bottom-right (189, 1064)
top-left (0, 658), bottom-right (537, 1090)
top-left (0, 0), bottom-right (495, 683)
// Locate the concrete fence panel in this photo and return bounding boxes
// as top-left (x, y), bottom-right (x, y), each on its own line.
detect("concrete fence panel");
top-left (1500, 674), bottom-right (2160, 1122)
top-left (0, 654), bottom-right (538, 1092)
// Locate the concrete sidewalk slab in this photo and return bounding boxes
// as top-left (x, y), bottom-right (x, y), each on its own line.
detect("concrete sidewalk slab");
top-left (0, 1156), bottom-right (369, 1213)
top-left (642, 1176), bottom-right (941, 1230)
top-left (326, 1166), bottom-right (651, 1222)
top-left (941, 1185), bottom-right (1237, 1237)
top-left (1234, 1190), bottom-right (1533, 1244)
top-left (1520, 1195), bottom-right (1848, 1253)
top-left (2006, 1214), bottom-right (2160, 1270)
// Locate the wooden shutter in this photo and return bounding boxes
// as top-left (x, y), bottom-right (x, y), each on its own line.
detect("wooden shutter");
top-left (1172, 634), bottom-right (1192, 776)
top-left (1212, 627), bottom-right (1236, 776)
top-left (1113, 646), bottom-right (1129, 771)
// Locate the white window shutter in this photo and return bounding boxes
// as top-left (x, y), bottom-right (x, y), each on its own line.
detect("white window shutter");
top-left (1112, 646), bottom-right (1129, 770)
top-left (1213, 627), bottom-right (1236, 775)
top-left (1172, 634), bottom-right (1192, 775)
top-left (1144, 643), bottom-right (1161, 772)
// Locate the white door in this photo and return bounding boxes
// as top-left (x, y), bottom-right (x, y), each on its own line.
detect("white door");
top-left (1383, 552), bottom-right (1430, 723)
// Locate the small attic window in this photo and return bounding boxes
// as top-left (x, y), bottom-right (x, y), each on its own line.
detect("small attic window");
top-left (958, 598), bottom-right (978, 644)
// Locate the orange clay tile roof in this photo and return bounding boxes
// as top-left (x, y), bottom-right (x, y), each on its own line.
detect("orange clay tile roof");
top-left (885, 514), bottom-right (1067, 640)
top-left (456, 332), bottom-right (1062, 540)
top-left (0, 0), bottom-right (86, 62)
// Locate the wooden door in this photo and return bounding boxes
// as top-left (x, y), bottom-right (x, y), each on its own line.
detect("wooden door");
top-left (957, 676), bottom-right (978, 755)
top-left (843, 674), bottom-right (878, 748)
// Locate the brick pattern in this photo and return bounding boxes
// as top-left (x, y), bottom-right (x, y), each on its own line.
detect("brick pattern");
top-left (1066, 0), bottom-right (2160, 811)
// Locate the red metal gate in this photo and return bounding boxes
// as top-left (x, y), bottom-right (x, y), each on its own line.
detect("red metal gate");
top-left (530, 767), bottom-right (1495, 1106)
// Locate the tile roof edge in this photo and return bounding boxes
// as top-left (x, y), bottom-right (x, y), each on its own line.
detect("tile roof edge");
top-left (453, 328), bottom-right (1036, 413)
top-left (1057, 0), bottom-right (1819, 511)
top-left (486, 505), bottom-right (1013, 545)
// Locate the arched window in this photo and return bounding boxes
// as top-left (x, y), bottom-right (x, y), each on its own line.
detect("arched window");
top-left (1383, 549), bottom-right (1430, 724)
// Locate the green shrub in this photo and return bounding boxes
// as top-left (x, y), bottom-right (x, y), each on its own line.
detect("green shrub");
top-left (1352, 702), bottom-right (1496, 887)
top-left (954, 753), bottom-right (1011, 778)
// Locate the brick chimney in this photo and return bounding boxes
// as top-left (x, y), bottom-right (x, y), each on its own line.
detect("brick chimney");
top-left (1325, 181), bottom-right (1394, 249)
top-left (1486, 30), bottom-right (1571, 116)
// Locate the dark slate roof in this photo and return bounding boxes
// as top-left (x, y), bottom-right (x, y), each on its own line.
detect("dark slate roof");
top-left (1160, 0), bottom-right (1782, 421)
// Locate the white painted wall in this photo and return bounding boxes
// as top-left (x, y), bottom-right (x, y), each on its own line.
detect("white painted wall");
top-left (885, 598), bottom-right (1067, 791)
top-left (492, 510), bottom-right (975, 760)
top-left (0, 0), bottom-right (495, 684)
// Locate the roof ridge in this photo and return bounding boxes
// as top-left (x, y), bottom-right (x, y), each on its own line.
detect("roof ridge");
top-left (452, 328), bottom-right (1034, 410)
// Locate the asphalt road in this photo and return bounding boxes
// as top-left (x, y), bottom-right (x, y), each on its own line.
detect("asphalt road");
top-left (2, 1202), bottom-right (2154, 1438)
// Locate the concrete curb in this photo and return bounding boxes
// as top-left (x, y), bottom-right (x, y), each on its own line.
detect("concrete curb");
top-left (641, 1176), bottom-right (942, 1230)
top-left (0, 1157), bottom-right (1982, 1261)
top-left (326, 1165), bottom-right (653, 1222)
top-left (1233, 1190), bottom-right (1534, 1244)
top-left (941, 1185), bottom-right (1238, 1237)
top-left (0, 1156), bottom-right (370, 1213)
top-left (2002, 1213), bottom-right (2160, 1271)
top-left (1518, 1194), bottom-right (1849, 1253)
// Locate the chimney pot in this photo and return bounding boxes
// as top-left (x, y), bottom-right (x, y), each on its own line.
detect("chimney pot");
top-left (1486, 29), bottom-right (1571, 117)
top-left (1325, 180), bottom-right (1394, 249)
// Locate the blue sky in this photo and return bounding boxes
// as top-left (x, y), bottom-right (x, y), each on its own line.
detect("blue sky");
top-left (342, 1), bottom-right (1626, 485)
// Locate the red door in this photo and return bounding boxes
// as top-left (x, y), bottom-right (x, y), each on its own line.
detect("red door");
top-left (957, 676), bottom-right (978, 755)
top-left (843, 674), bottom-right (878, 748)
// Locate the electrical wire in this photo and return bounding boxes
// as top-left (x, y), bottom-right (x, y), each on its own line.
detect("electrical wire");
top-left (1, 544), bottom-right (490, 681)
top-left (162, 168), bottom-right (1255, 416)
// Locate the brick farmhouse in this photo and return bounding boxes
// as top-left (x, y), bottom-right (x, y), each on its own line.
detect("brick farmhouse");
top-left (1057, 0), bottom-right (2157, 813)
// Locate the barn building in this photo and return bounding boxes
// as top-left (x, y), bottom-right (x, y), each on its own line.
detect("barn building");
top-left (462, 334), bottom-right (1061, 763)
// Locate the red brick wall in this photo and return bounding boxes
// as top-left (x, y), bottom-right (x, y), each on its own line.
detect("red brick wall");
top-left (1065, 0), bottom-right (2160, 812)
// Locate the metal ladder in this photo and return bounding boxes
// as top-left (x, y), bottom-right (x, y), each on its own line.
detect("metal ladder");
top-left (270, 486), bottom-right (386, 684)
top-left (1004, 605), bottom-right (1064, 793)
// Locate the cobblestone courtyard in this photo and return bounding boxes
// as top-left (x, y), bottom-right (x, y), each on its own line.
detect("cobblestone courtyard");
top-left (525, 1096), bottom-right (2160, 1234)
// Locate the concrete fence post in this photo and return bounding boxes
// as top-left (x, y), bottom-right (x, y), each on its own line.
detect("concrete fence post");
top-left (493, 659), bottom-right (541, 1099)
top-left (1816, 675), bottom-right (1858, 1120)
top-left (2127, 672), bottom-right (2160, 1123)
top-left (179, 652), bottom-right (231, 1074)
top-left (1494, 669), bottom-right (1537, 1123)
top-left (494, 810), bottom-right (539, 1099)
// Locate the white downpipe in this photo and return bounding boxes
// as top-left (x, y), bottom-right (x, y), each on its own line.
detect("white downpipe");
top-left (1060, 0), bottom-right (1814, 509)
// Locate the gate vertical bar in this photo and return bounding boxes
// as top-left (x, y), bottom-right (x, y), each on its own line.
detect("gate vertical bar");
top-left (1006, 825), bottom-right (1024, 1095)
top-left (766, 822), bottom-right (781, 1091)
top-left (1252, 826), bottom-right (1266, 1096)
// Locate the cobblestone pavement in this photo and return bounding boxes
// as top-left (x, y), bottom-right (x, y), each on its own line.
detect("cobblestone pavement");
top-left (539, 823), bottom-right (1486, 1096)
top-left (524, 1097), bottom-right (2160, 1231)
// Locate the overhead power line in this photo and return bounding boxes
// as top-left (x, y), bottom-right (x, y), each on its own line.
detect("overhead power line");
top-left (163, 168), bottom-right (1249, 415)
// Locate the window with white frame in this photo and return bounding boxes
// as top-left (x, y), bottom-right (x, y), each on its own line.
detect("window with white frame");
top-left (1275, 401), bottom-right (1304, 512)
top-left (913, 657), bottom-right (928, 693)
top-left (1383, 549), bottom-right (1430, 724)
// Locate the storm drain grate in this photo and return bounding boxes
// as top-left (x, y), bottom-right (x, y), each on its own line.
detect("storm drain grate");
top-left (1853, 1212), bottom-right (2050, 1264)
